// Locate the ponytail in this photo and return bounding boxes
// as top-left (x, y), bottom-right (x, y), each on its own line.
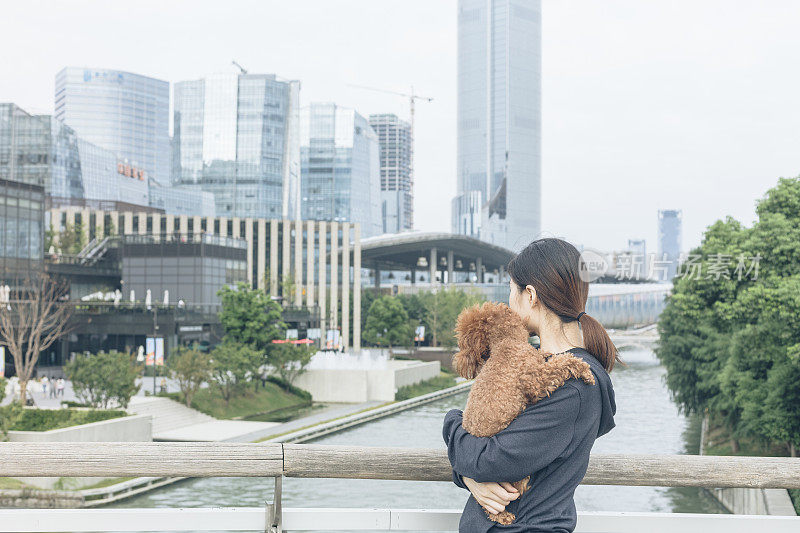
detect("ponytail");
top-left (507, 238), bottom-right (620, 373)
top-left (578, 312), bottom-right (618, 372)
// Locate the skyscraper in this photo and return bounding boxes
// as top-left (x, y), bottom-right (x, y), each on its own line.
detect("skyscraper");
top-left (300, 103), bottom-right (381, 237)
top-left (172, 72), bottom-right (301, 220)
top-left (658, 210), bottom-right (682, 280)
top-left (627, 238), bottom-right (647, 260)
top-left (452, 0), bottom-right (542, 251)
top-left (369, 114), bottom-right (413, 234)
top-left (54, 68), bottom-right (170, 185)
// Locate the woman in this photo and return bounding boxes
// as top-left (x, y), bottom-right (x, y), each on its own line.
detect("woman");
top-left (443, 238), bottom-right (617, 533)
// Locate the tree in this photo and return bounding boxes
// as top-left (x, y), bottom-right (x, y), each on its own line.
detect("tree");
top-left (363, 296), bottom-right (413, 354)
top-left (65, 350), bottom-right (141, 408)
top-left (269, 343), bottom-right (315, 385)
top-left (418, 288), bottom-right (485, 347)
top-left (657, 177), bottom-right (800, 455)
top-left (210, 338), bottom-right (260, 404)
top-left (217, 282), bottom-right (286, 355)
top-left (0, 273), bottom-right (74, 404)
top-left (168, 344), bottom-right (213, 407)
top-left (51, 221), bottom-right (87, 255)
top-left (281, 274), bottom-right (296, 306)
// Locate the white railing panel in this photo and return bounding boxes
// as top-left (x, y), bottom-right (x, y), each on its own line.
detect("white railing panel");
top-left (576, 511), bottom-right (800, 533)
top-left (0, 508), bottom-right (799, 533)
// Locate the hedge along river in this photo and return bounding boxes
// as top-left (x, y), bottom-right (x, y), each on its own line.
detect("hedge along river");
top-left (113, 346), bottom-right (724, 516)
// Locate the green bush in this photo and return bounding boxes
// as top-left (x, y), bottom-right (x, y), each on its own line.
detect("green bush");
top-left (65, 350), bottom-right (141, 408)
top-left (0, 376), bottom-right (7, 404)
top-left (1, 407), bottom-right (125, 432)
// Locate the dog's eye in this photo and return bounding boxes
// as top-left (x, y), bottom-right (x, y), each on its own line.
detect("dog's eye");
top-left (481, 348), bottom-right (490, 360)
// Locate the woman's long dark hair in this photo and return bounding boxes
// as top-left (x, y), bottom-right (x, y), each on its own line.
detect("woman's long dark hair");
top-left (507, 238), bottom-right (619, 372)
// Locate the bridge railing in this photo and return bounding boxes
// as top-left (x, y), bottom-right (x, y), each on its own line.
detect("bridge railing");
top-left (1, 442), bottom-right (799, 532)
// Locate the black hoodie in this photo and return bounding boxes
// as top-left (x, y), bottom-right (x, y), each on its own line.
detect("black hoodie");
top-left (443, 348), bottom-right (616, 533)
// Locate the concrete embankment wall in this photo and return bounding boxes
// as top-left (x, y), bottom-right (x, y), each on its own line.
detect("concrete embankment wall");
top-left (699, 416), bottom-right (797, 516)
top-left (295, 360), bottom-right (441, 402)
top-left (710, 486), bottom-right (796, 516)
top-left (7, 414), bottom-right (152, 443)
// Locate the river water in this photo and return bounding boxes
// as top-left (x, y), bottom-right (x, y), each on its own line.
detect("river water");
top-left (114, 346), bottom-right (724, 515)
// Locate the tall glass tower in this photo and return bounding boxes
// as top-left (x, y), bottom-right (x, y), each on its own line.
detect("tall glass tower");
top-left (452, 0), bottom-right (542, 251)
top-left (172, 73), bottom-right (301, 220)
top-left (658, 209), bottom-right (682, 280)
top-left (369, 114), bottom-right (413, 234)
top-left (300, 103), bottom-right (381, 237)
top-left (54, 68), bottom-right (170, 185)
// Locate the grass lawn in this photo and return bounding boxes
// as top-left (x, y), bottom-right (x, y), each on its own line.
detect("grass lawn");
top-left (187, 381), bottom-right (311, 420)
top-left (395, 371), bottom-right (458, 401)
top-left (0, 477), bottom-right (28, 489)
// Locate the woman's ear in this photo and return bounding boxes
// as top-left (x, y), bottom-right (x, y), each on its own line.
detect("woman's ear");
top-left (526, 285), bottom-right (537, 308)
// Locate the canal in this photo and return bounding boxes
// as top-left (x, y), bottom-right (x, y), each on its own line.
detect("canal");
top-left (113, 346), bottom-right (724, 515)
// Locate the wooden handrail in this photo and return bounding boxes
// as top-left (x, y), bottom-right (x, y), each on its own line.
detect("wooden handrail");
top-left (2, 442), bottom-right (799, 489)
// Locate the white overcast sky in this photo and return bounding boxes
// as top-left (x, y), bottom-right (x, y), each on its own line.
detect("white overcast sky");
top-left (3, 0), bottom-right (800, 252)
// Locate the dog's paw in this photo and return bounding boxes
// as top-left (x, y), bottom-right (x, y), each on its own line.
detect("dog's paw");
top-left (484, 509), bottom-right (516, 525)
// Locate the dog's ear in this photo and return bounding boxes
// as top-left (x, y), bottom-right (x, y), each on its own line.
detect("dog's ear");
top-left (452, 302), bottom-right (493, 379)
top-left (452, 347), bottom-right (484, 380)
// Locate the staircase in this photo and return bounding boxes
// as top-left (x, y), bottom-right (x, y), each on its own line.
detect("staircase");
top-left (127, 396), bottom-right (215, 437)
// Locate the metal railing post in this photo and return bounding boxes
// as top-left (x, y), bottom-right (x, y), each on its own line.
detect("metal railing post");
top-left (266, 475), bottom-right (282, 533)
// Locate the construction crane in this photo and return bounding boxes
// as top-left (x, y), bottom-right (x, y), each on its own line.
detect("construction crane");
top-left (231, 60), bottom-right (248, 75)
top-left (348, 84), bottom-right (433, 145)
top-left (348, 84), bottom-right (433, 230)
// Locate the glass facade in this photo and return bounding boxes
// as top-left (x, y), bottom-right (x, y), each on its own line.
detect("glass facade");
top-left (1, 103), bottom-right (207, 217)
top-left (121, 233), bottom-right (247, 306)
top-left (172, 73), bottom-right (300, 220)
top-left (0, 103), bottom-right (147, 206)
top-left (300, 103), bottom-right (381, 237)
top-left (453, 0), bottom-right (542, 251)
top-left (54, 68), bottom-right (170, 185)
top-left (148, 180), bottom-right (215, 217)
top-left (0, 179), bottom-right (44, 276)
top-left (369, 114), bottom-right (413, 234)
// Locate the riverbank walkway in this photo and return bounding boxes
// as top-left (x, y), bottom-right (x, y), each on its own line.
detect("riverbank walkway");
top-left (129, 396), bottom-right (384, 442)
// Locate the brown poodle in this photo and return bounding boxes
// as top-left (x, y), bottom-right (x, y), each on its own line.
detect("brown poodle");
top-left (452, 302), bottom-right (596, 525)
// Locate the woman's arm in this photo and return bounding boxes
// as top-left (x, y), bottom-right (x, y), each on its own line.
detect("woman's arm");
top-left (443, 385), bottom-right (581, 482)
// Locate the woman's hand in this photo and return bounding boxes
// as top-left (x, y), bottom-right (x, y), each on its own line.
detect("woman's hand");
top-left (462, 477), bottom-right (519, 514)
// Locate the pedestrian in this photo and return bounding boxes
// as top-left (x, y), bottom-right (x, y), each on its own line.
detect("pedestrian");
top-left (49, 376), bottom-right (56, 399)
top-left (57, 377), bottom-right (65, 398)
top-left (159, 377), bottom-right (167, 394)
top-left (41, 375), bottom-right (48, 398)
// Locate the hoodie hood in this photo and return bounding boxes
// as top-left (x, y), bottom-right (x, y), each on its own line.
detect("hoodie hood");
top-left (571, 347), bottom-right (616, 438)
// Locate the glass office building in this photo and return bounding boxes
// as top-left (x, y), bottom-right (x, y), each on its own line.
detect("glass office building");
top-left (0, 103), bottom-right (147, 207)
top-left (0, 105), bottom-right (46, 278)
top-left (55, 68), bottom-right (171, 185)
top-left (658, 209), bottom-right (682, 280)
top-left (369, 114), bottom-right (413, 234)
top-left (172, 73), bottom-right (301, 220)
top-left (452, 0), bottom-right (542, 251)
top-left (301, 103), bottom-right (381, 237)
top-left (0, 103), bottom-right (209, 217)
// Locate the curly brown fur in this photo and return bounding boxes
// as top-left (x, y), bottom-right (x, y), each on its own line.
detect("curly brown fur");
top-left (452, 302), bottom-right (595, 525)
